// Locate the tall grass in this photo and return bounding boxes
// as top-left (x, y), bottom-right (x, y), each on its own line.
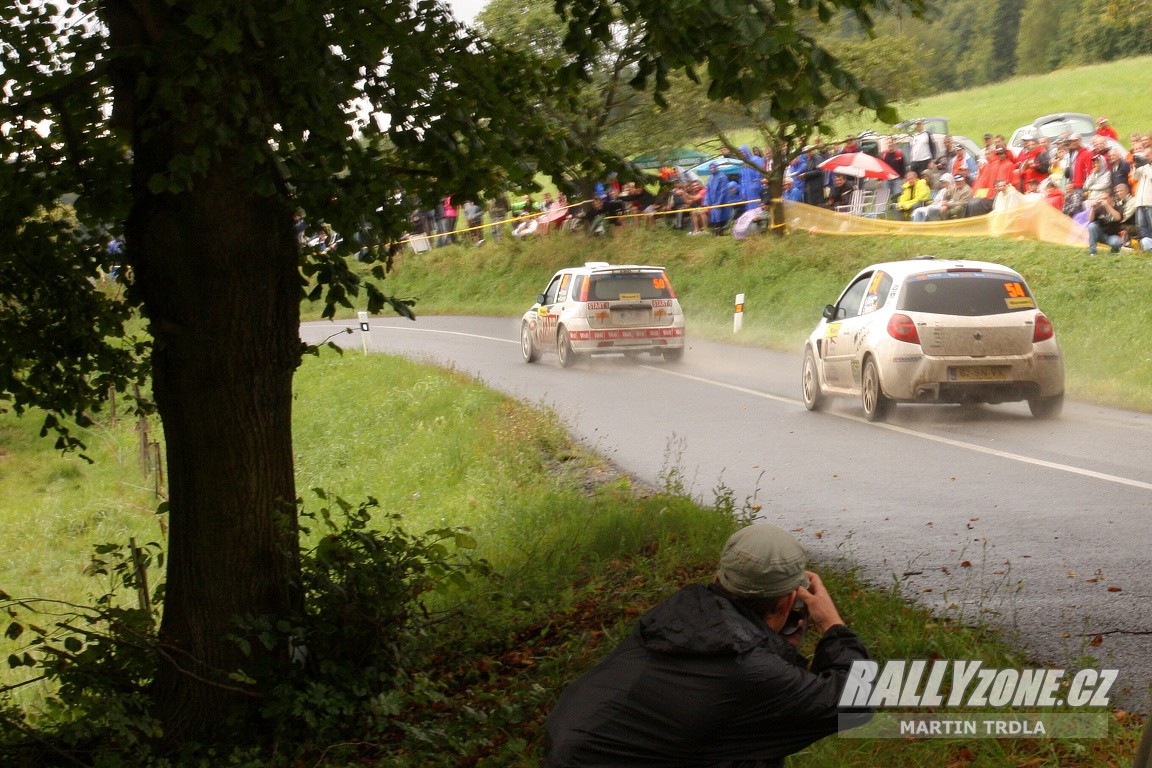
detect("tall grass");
top-left (0, 413), bottom-right (164, 604)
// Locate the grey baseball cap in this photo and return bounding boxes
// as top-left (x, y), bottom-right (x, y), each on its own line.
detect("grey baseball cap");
top-left (717, 524), bottom-right (810, 599)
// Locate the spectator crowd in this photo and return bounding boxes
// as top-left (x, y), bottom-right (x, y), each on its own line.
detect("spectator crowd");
top-left (391, 116), bottom-right (1152, 253)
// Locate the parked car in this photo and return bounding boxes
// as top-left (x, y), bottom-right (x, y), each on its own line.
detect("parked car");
top-left (521, 262), bottom-right (686, 367)
top-left (854, 119), bottom-right (980, 172)
top-left (1008, 113), bottom-right (1096, 151)
top-left (1007, 113), bottom-right (1124, 157)
top-left (801, 257), bottom-right (1065, 420)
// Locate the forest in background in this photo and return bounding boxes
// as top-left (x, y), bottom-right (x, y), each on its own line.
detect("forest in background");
top-left (859, 0), bottom-right (1151, 94)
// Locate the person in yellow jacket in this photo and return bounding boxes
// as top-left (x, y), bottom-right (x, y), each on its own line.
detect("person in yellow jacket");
top-left (895, 171), bottom-right (932, 219)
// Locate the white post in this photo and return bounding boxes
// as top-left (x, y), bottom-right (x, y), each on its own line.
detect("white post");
top-left (357, 311), bottom-right (370, 355)
top-left (733, 293), bottom-right (745, 333)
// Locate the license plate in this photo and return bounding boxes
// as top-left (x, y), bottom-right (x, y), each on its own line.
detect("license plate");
top-left (611, 309), bottom-right (650, 324)
top-left (949, 366), bottom-right (1010, 381)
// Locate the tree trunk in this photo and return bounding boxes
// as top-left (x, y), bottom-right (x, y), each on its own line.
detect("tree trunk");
top-left (126, 158), bottom-right (304, 744)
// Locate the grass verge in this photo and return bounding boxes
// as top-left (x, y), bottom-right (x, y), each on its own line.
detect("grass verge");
top-left (5, 352), bottom-right (1139, 765)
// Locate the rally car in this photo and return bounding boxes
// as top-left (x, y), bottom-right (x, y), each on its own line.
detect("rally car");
top-left (521, 262), bottom-right (686, 367)
top-left (802, 257), bottom-right (1065, 420)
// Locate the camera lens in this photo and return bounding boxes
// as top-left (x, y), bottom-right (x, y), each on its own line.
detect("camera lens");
top-left (780, 599), bottom-right (808, 636)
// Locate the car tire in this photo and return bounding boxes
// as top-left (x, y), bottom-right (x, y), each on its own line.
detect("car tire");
top-left (802, 349), bottom-right (825, 411)
top-left (1028, 392), bottom-right (1064, 419)
top-left (661, 347), bottom-right (684, 363)
top-left (521, 322), bottom-right (540, 363)
top-left (557, 326), bottom-right (579, 368)
top-left (861, 357), bottom-right (893, 422)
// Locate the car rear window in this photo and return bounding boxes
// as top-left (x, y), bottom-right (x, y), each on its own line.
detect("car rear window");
top-left (587, 272), bottom-right (673, 301)
top-left (900, 272), bottom-right (1036, 316)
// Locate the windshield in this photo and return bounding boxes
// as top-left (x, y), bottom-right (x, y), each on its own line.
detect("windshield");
top-left (587, 272), bottom-right (673, 301)
top-left (899, 272), bottom-right (1036, 316)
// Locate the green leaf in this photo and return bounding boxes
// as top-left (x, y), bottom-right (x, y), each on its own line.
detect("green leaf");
top-left (185, 13), bottom-right (215, 38)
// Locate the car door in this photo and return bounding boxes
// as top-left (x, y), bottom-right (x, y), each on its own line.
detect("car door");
top-left (821, 271), bottom-right (886, 389)
top-left (535, 274), bottom-right (565, 347)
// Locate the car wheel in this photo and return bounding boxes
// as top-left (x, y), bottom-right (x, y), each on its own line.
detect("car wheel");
top-left (557, 326), bottom-right (579, 368)
top-left (521, 322), bottom-right (540, 363)
top-left (861, 358), bottom-right (893, 422)
top-left (661, 347), bottom-right (684, 363)
top-left (802, 349), bottom-right (825, 411)
top-left (1028, 392), bottom-right (1064, 419)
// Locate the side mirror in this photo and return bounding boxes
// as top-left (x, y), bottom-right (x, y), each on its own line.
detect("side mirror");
top-left (822, 304), bottom-right (836, 321)
top-left (537, 293), bottom-right (546, 305)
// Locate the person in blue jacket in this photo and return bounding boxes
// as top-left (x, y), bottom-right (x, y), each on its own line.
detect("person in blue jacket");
top-left (705, 163), bottom-right (735, 234)
top-left (738, 145), bottom-right (766, 214)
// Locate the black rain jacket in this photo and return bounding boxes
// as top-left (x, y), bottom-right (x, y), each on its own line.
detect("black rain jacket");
top-left (542, 583), bottom-right (871, 768)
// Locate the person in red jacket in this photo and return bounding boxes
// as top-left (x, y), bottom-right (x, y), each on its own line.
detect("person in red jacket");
top-left (1096, 117), bottom-right (1119, 142)
top-left (1063, 133), bottom-right (1097, 216)
top-left (1043, 181), bottom-right (1065, 212)
top-left (1068, 134), bottom-right (1097, 190)
top-left (1016, 136), bottom-right (1050, 190)
top-left (972, 147), bottom-right (1018, 199)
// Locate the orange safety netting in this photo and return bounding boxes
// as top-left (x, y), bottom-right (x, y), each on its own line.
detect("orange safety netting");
top-left (780, 198), bottom-right (1088, 248)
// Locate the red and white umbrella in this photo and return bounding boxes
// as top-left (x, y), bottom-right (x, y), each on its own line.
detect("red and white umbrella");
top-left (817, 152), bottom-right (899, 180)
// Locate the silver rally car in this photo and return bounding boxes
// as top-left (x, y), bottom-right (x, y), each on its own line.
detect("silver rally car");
top-left (521, 262), bottom-right (686, 367)
top-left (802, 257), bottom-right (1065, 421)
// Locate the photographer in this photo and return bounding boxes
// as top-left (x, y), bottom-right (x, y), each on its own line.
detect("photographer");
top-left (542, 524), bottom-right (871, 768)
top-left (1087, 187), bottom-right (1130, 255)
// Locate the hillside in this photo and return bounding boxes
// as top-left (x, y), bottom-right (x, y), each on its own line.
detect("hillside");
top-left (860, 54), bottom-right (1152, 142)
top-left (716, 54), bottom-right (1152, 150)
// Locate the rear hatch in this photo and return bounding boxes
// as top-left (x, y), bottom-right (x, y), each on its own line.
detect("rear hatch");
top-left (585, 270), bottom-right (677, 329)
top-left (899, 270), bottom-right (1038, 357)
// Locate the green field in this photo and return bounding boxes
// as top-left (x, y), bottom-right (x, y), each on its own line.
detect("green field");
top-left (720, 54), bottom-right (1152, 151)
top-left (864, 55), bottom-right (1152, 143)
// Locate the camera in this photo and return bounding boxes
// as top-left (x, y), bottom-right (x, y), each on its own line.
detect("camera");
top-left (780, 598), bottom-right (809, 637)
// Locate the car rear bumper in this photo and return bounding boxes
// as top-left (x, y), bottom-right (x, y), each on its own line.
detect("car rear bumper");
top-left (881, 347), bottom-right (1064, 403)
top-left (568, 326), bottom-right (685, 352)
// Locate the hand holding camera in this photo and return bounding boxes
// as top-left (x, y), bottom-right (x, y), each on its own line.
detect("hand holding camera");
top-left (794, 571), bottom-right (845, 635)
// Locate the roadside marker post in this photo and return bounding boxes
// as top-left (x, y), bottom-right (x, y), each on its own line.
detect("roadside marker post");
top-left (734, 293), bottom-right (745, 333)
top-left (358, 311), bottom-right (370, 355)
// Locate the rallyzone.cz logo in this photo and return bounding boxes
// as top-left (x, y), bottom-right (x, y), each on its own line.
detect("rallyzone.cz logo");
top-left (836, 660), bottom-right (1116, 739)
top-left (838, 660), bottom-right (1117, 708)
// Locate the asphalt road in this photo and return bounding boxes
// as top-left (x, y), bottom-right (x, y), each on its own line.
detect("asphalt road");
top-left (302, 315), bottom-right (1152, 709)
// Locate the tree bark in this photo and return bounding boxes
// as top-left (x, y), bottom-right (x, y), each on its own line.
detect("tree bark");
top-left (126, 159), bottom-right (304, 743)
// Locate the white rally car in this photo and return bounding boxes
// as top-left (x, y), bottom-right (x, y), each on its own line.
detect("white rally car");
top-left (802, 257), bottom-right (1065, 420)
top-left (521, 262), bottom-right (686, 367)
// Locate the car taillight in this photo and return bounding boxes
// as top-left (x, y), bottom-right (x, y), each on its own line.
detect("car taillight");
top-left (1033, 312), bottom-right (1054, 343)
top-left (887, 313), bottom-right (920, 344)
